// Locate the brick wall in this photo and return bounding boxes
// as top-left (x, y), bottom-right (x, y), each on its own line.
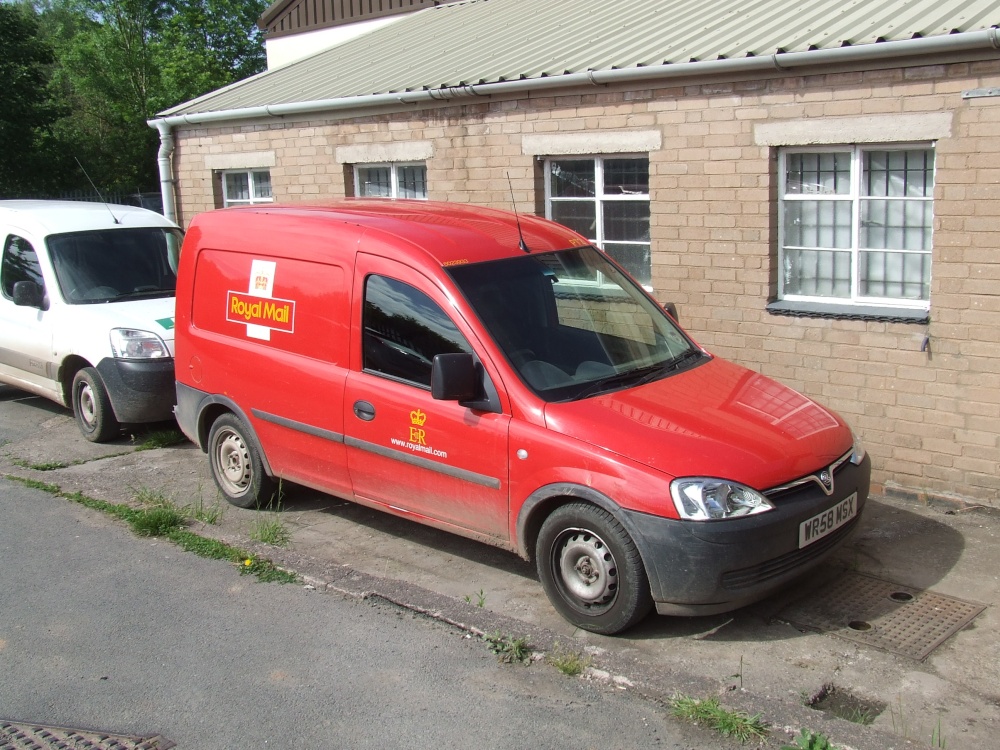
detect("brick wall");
top-left (171, 58), bottom-right (1000, 506)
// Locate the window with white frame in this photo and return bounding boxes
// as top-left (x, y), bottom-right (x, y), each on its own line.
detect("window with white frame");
top-left (222, 170), bottom-right (273, 207)
top-left (355, 163), bottom-right (427, 199)
top-left (779, 146), bottom-right (934, 310)
top-left (544, 156), bottom-right (651, 286)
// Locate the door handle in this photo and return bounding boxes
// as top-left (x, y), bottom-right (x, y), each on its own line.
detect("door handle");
top-left (353, 400), bottom-right (376, 421)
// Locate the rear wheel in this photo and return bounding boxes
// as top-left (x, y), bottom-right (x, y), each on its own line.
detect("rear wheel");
top-left (536, 502), bottom-right (653, 635)
top-left (72, 367), bottom-right (120, 442)
top-left (207, 413), bottom-right (277, 508)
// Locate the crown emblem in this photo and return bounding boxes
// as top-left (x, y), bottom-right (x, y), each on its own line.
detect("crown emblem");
top-left (410, 409), bottom-right (427, 426)
top-left (254, 274), bottom-right (269, 290)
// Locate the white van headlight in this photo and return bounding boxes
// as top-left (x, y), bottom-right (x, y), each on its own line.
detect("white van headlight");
top-left (670, 478), bottom-right (775, 521)
top-left (110, 328), bottom-right (169, 359)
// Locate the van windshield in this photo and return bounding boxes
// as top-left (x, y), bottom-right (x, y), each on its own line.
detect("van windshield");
top-left (446, 245), bottom-right (704, 401)
top-left (47, 227), bottom-right (183, 304)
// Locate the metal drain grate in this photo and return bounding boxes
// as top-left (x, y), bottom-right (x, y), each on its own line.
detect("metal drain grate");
top-left (0, 722), bottom-right (174, 750)
top-left (777, 571), bottom-right (986, 660)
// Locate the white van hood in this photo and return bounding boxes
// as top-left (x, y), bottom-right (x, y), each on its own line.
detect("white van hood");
top-left (71, 296), bottom-right (176, 355)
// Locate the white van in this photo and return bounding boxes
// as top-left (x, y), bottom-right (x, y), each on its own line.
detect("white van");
top-left (0, 201), bottom-right (182, 441)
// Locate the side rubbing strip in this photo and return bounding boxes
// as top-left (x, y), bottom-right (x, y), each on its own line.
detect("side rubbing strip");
top-left (344, 436), bottom-right (502, 490)
top-left (252, 409), bottom-right (345, 444)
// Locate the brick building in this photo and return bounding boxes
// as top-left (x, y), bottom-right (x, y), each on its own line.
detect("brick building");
top-left (149, 0), bottom-right (1000, 506)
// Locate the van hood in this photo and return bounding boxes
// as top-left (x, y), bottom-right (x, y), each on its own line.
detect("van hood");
top-left (542, 357), bottom-right (852, 491)
top-left (70, 296), bottom-right (176, 350)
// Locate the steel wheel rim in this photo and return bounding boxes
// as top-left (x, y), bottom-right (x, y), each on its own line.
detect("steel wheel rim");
top-left (77, 383), bottom-right (97, 428)
top-left (215, 428), bottom-right (252, 496)
top-left (553, 527), bottom-right (618, 612)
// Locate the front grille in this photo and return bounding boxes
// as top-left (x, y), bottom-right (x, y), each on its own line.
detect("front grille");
top-left (721, 515), bottom-right (860, 591)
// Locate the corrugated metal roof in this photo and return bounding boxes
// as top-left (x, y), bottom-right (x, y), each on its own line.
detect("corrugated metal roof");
top-left (158, 0), bottom-right (1000, 118)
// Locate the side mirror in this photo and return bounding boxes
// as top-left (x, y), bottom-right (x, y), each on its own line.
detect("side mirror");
top-left (663, 302), bottom-right (678, 321)
top-left (12, 280), bottom-right (45, 309)
top-left (431, 353), bottom-right (479, 402)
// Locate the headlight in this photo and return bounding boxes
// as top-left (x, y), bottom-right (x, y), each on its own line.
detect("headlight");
top-left (670, 478), bottom-right (775, 521)
top-left (110, 328), bottom-right (169, 359)
top-left (850, 431), bottom-right (866, 465)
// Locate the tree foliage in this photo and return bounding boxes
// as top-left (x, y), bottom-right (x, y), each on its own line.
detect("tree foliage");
top-left (0, 3), bottom-right (63, 196)
top-left (2, 0), bottom-right (268, 198)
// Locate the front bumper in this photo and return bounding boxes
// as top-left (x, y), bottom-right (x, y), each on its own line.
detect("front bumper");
top-left (95, 357), bottom-right (175, 424)
top-left (624, 454), bottom-right (871, 615)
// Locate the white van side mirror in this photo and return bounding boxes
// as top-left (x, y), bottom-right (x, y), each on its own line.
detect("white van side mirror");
top-left (12, 280), bottom-right (46, 310)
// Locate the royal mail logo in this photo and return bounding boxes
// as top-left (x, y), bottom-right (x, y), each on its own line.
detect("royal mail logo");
top-left (227, 291), bottom-right (296, 333)
top-left (410, 409), bottom-right (427, 426)
top-left (229, 259), bottom-right (295, 341)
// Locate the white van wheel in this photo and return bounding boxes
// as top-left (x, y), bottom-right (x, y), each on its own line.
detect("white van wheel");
top-left (536, 502), bottom-right (653, 635)
top-left (72, 368), bottom-right (120, 443)
top-left (208, 414), bottom-right (276, 509)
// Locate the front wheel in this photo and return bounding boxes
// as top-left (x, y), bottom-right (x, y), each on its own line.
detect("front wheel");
top-left (536, 502), bottom-right (653, 635)
top-left (72, 367), bottom-right (120, 442)
top-left (207, 413), bottom-right (277, 508)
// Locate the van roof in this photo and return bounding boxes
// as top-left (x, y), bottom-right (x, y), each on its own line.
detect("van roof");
top-left (209, 200), bottom-right (587, 266)
top-left (0, 200), bottom-right (178, 236)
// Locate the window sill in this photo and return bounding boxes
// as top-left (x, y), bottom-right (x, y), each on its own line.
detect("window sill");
top-left (766, 300), bottom-right (929, 324)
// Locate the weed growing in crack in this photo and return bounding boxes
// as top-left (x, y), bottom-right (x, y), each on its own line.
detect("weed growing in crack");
top-left (464, 589), bottom-right (486, 607)
top-left (250, 485), bottom-right (290, 547)
top-left (546, 642), bottom-right (591, 676)
top-left (484, 632), bottom-right (531, 665)
top-left (782, 728), bottom-right (838, 750)
top-left (669, 694), bottom-right (769, 744)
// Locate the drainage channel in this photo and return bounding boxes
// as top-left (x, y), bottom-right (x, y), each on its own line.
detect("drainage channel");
top-left (777, 571), bottom-right (986, 660)
top-left (0, 722), bottom-right (174, 750)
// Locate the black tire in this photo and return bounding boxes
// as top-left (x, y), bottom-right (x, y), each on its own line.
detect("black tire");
top-left (536, 502), bottom-right (653, 635)
top-left (207, 413), bottom-right (277, 509)
top-left (72, 367), bottom-right (120, 442)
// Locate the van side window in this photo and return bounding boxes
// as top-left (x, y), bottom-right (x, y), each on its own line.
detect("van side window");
top-left (363, 274), bottom-right (471, 388)
top-left (1, 235), bottom-right (44, 299)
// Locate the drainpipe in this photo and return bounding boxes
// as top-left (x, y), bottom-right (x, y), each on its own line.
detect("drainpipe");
top-left (151, 119), bottom-right (178, 224)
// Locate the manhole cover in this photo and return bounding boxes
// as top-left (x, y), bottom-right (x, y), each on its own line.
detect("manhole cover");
top-left (777, 571), bottom-right (985, 660)
top-left (0, 722), bottom-right (174, 750)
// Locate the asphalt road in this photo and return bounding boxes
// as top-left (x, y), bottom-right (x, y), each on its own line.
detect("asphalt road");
top-left (0, 477), bottom-right (727, 750)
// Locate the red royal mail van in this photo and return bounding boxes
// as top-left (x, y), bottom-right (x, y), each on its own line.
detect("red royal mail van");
top-left (173, 200), bottom-right (870, 635)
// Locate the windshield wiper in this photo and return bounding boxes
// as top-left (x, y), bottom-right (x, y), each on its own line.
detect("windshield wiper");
top-left (572, 349), bottom-right (705, 401)
top-left (111, 288), bottom-right (172, 301)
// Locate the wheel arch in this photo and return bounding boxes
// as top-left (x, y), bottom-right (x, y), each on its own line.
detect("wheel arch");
top-left (58, 355), bottom-right (93, 407)
top-left (516, 483), bottom-right (662, 597)
top-left (194, 395), bottom-right (274, 478)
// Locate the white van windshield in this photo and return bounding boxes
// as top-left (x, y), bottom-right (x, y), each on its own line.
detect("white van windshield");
top-left (47, 227), bottom-right (183, 304)
top-left (447, 246), bottom-right (705, 401)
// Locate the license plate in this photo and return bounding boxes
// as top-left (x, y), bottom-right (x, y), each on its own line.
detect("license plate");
top-left (798, 493), bottom-right (858, 549)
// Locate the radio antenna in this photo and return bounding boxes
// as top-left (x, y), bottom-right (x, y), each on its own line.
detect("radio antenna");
top-left (506, 172), bottom-right (530, 253)
top-left (75, 157), bottom-right (121, 224)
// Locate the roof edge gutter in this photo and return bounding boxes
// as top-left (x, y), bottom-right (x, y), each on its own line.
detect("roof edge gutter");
top-left (148, 27), bottom-right (1000, 218)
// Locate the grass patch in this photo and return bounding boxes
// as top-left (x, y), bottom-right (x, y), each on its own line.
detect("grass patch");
top-left (11, 457), bottom-right (73, 471)
top-left (546, 642), bottom-right (592, 676)
top-left (131, 505), bottom-right (186, 536)
top-left (670, 695), bottom-right (769, 744)
top-left (4, 474), bottom-right (297, 585)
top-left (133, 428), bottom-right (187, 451)
top-left (484, 632), bottom-right (532, 665)
top-left (250, 514), bottom-right (291, 547)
